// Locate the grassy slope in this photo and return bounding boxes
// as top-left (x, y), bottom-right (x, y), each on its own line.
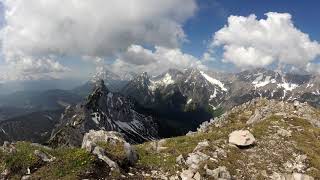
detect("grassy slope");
top-left (0, 142), bottom-right (99, 179)
top-left (1, 99), bottom-right (320, 179)
top-left (135, 106), bottom-right (320, 179)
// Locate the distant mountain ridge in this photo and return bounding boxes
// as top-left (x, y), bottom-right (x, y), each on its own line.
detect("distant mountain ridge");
top-left (119, 68), bottom-right (320, 137)
top-left (0, 110), bottom-right (63, 144)
top-left (122, 68), bottom-right (320, 111)
top-left (1, 67), bottom-right (320, 145)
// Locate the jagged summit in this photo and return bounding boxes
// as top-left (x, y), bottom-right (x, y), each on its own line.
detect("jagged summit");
top-left (93, 79), bottom-right (109, 92)
top-left (49, 80), bottom-right (159, 147)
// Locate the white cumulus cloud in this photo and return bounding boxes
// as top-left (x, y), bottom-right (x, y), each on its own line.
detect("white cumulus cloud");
top-left (306, 63), bottom-right (320, 74)
top-left (110, 45), bottom-right (205, 76)
top-left (0, 0), bottom-right (197, 80)
top-left (213, 12), bottom-right (320, 70)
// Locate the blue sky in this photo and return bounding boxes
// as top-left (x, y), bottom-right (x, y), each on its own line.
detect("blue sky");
top-left (0, 0), bottom-right (320, 81)
top-left (183, 0), bottom-right (320, 58)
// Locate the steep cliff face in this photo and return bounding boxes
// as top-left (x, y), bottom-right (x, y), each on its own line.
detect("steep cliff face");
top-left (49, 80), bottom-right (159, 147)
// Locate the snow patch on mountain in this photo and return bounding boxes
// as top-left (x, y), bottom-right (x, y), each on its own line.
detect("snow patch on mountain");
top-left (306, 83), bottom-right (314, 88)
top-left (312, 90), bottom-right (320, 95)
top-left (149, 73), bottom-right (175, 91)
top-left (277, 83), bottom-right (299, 91)
top-left (1, 128), bottom-right (7, 135)
top-left (209, 89), bottom-right (217, 100)
top-left (91, 112), bottom-right (101, 125)
top-left (252, 74), bottom-right (276, 88)
top-left (209, 104), bottom-right (217, 110)
top-left (200, 71), bottom-right (227, 91)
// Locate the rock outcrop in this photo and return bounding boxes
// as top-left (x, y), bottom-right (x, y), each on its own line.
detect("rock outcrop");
top-left (81, 130), bottom-right (138, 171)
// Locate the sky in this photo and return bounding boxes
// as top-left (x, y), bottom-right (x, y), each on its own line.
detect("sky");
top-left (0, 0), bottom-right (320, 81)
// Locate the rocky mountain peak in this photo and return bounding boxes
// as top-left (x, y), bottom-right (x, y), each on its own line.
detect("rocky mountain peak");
top-left (94, 79), bottom-right (109, 92)
top-left (91, 67), bottom-right (122, 83)
top-left (49, 79), bottom-right (159, 147)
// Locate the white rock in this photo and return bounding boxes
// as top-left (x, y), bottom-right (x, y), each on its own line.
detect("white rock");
top-left (205, 166), bottom-right (231, 180)
top-left (228, 130), bottom-right (255, 147)
top-left (82, 130), bottom-right (137, 165)
top-left (193, 172), bottom-right (201, 180)
top-left (292, 173), bottom-right (314, 180)
top-left (176, 154), bottom-right (186, 165)
top-left (150, 139), bottom-right (168, 153)
top-left (92, 146), bottom-right (119, 170)
top-left (169, 175), bottom-right (179, 180)
top-left (186, 152), bottom-right (210, 171)
top-left (82, 130), bottom-right (125, 152)
top-left (277, 128), bottom-right (292, 137)
top-left (247, 109), bottom-right (263, 124)
top-left (270, 172), bottom-right (314, 180)
top-left (180, 169), bottom-right (194, 180)
top-left (21, 175), bottom-right (31, 180)
top-left (34, 150), bottom-right (55, 162)
top-left (124, 142), bottom-right (138, 165)
top-left (193, 140), bottom-right (209, 152)
top-left (1, 169), bottom-right (10, 176)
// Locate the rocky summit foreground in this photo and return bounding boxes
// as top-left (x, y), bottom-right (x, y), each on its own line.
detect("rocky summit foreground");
top-left (1, 98), bottom-right (320, 179)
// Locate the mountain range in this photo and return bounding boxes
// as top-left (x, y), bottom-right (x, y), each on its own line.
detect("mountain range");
top-left (0, 68), bottom-right (320, 144)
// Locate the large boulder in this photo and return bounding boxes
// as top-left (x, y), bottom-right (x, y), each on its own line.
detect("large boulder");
top-left (82, 130), bottom-right (126, 152)
top-left (81, 130), bottom-right (138, 168)
top-left (228, 130), bottom-right (255, 147)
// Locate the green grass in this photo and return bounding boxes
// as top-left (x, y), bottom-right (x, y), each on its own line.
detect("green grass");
top-left (97, 141), bottom-right (126, 160)
top-left (0, 142), bottom-right (96, 179)
top-left (3, 142), bottom-right (47, 174)
top-left (41, 148), bottom-right (95, 178)
top-left (0, 150), bottom-right (5, 173)
top-left (135, 103), bottom-right (320, 179)
top-left (290, 118), bottom-right (320, 179)
top-left (2, 99), bottom-right (320, 179)
top-left (135, 118), bottom-right (246, 174)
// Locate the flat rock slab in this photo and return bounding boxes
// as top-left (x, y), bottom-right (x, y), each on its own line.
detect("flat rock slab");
top-left (228, 130), bottom-right (255, 147)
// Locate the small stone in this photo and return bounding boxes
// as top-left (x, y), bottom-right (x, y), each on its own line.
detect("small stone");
top-left (193, 140), bottom-right (209, 152)
top-left (169, 175), bottom-right (179, 180)
top-left (247, 109), bottom-right (263, 124)
top-left (270, 172), bottom-right (314, 180)
top-left (21, 175), bottom-right (31, 180)
top-left (186, 152), bottom-right (210, 171)
top-left (176, 154), bottom-right (185, 165)
top-left (1, 169), bottom-right (10, 177)
top-left (228, 130), bottom-right (255, 147)
top-left (150, 139), bottom-right (168, 153)
top-left (27, 168), bottom-right (31, 175)
top-left (180, 169), bottom-right (194, 180)
top-left (277, 128), bottom-right (292, 137)
top-left (34, 150), bottom-right (55, 162)
top-left (193, 172), bottom-right (201, 180)
top-left (205, 166), bottom-right (231, 180)
top-left (292, 173), bottom-right (314, 180)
